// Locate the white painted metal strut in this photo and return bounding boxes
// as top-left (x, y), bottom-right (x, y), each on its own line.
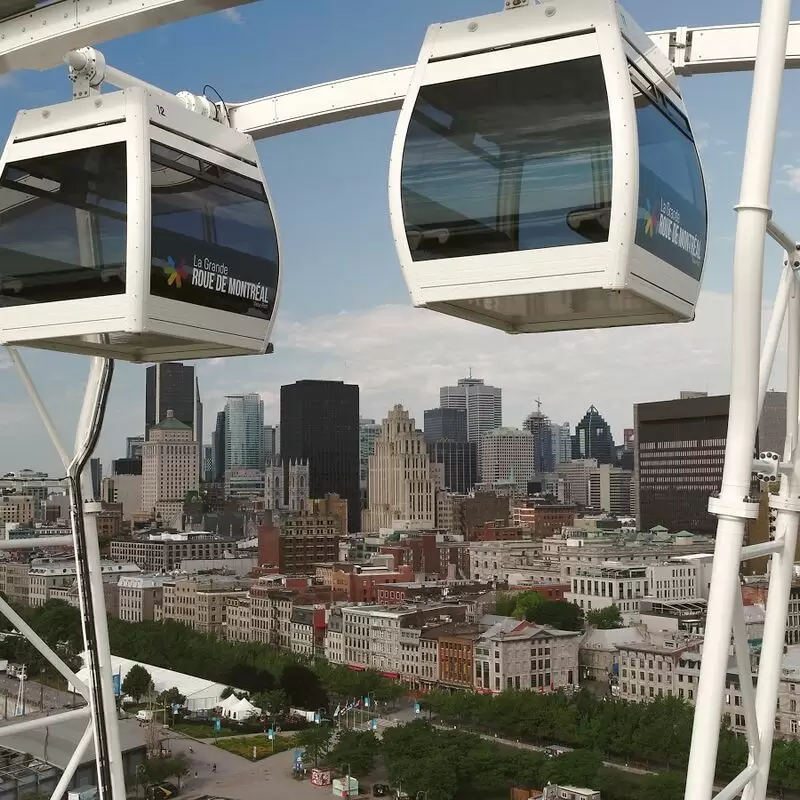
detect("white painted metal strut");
top-left (228, 19), bottom-right (800, 139)
top-left (0, 0), bottom-right (257, 74)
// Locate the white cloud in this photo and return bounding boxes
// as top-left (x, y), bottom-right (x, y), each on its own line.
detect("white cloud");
top-left (219, 8), bottom-right (243, 24)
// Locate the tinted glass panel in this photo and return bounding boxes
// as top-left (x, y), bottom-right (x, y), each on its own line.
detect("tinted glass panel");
top-left (632, 69), bottom-right (707, 280)
top-left (0, 143), bottom-right (126, 306)
top-left (401, 56), bottom-right (613, 261)
top-left (150, 145), bottom-right (279, 320)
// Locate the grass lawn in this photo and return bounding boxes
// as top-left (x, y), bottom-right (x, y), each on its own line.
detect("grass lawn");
top-left (214, 735), bottom-right (297, 761)
top-left (172, 722), bottom-right (239, 739)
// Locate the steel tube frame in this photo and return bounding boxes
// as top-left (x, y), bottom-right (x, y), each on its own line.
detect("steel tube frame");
top-left (684, 1), bottom-right (792, 798)
top-left (742, 274), bottom-right (800, 800)
top-left (0, 708), bottom-right (89, 737)
top-left (6, 347), bottom-right (124, 800)
top-left (48, 724), bottom-right (93, 800)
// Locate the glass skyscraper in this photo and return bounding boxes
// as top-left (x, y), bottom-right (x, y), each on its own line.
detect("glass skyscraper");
top-left (224, 394), bottom-right (265, 471)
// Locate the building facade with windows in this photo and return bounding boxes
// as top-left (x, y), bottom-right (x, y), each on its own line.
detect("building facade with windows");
top-left (474, 617), bottom-right (580, 693)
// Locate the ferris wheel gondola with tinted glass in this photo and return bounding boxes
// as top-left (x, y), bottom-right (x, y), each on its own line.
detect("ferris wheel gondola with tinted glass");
top-left (389, 0), bottom-right (707, 334)
top-left (0, 85), bottom-right (281, 362)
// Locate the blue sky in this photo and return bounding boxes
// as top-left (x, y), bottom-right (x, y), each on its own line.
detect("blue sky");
top-left (1, 0), bottom-right (799, 475)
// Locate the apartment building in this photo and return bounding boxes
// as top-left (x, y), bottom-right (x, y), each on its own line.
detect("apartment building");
top-left (474, 617), bottom-right (580, 693)
top-left (511, 501), bottom-right (577, 537)
top-left (616, 632), bottom-right (703, 702)
top-left (423, 622), bottom-right (483, 689)
top-left (340, 604), bottom-right (466, 676)
top-left (257, 512), bottom-right (340, 574)
top-left (566, 560), bottom-right (705, 618)
top-left (557, 533), bottom-right (715, 581)
top-left (110, 531), bottom-right (235, 571)
top-left (28, 559), bottom-right (140, 607)
top-left (117, 575), bottom-right (168, 622)
top-left (160, 575), bottom-right (247, 635)
top-left (0, 562), bottom-right (30, 606)
top-left (469, 540), bottom-right (546, 584)
top-left (0, 495), bottom-right (35, 526)
top-left (225, 596), bottom-right (252, 642)
top-left (290, 606), bottom-right (325, 656)
top-left (250, 583), bottom-right (293, 649)
top-left (325, 606), bottom-right (345, 664)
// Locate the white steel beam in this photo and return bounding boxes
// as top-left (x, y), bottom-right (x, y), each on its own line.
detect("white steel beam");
top-left (0, 707), bottom-right (89, 737)
top-left (230, 66), bottom-right (412, 140)
top-left (229, 20), bottom-right (800, 139)
top-left (0, 0), bottom-right (257, 74)
top-left (0, 536), bottom-right (73, 549)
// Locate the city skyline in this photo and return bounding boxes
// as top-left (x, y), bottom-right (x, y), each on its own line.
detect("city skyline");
top-left (0, 0), bottom-right (794, 474)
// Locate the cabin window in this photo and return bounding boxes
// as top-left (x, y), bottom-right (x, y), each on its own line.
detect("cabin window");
top-left (401, 55), bottom-right (613, 261)
top-left (0, 143), bottom-right (127, 305)
top-left (149, 143), bottom-right (279, 319)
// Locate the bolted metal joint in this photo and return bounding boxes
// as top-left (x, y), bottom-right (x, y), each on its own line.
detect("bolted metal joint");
top-left (65, 47), bottom-right (106, 99)
top-left (753, 451), bottom-right (784, 484)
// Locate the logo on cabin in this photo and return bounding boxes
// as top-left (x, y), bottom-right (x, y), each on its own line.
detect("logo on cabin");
top-left (163, 256), bottom-right (188, 288)
top-left (643, 200), bottom-right (658, 237)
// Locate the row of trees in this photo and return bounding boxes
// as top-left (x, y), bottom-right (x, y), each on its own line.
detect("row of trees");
top-left (421, 689), bottom-right (800, 794)
top-left (295, 719), bottom-right (688, 800)
top-left (7, 600), bottom-right (403, 714)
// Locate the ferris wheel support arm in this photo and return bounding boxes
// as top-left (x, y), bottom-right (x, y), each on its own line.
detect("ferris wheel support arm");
top-left (685, 2), bottom-right (794, 799)
top-left (0, 0), bottom-right (256, 75)
top-left (227, 20), bottom-right (800, 139)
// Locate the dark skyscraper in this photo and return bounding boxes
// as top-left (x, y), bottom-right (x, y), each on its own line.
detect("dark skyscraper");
top-left (145, 362), bottom-right (201, 444)
top-left (572, 405), bottom-right (615, 464)
top-left (427, 440), bottom-right (477, 494)
top-left (280, 380), bottom-right (360, 532)
top-left (423, 407), bottom-right (468, 444)
top-left (524, 409), bottom-right (555, 473)
top-left (635, 392), bottom-right (785, 534)
top-left (212, 411), bottom-right (226, 482)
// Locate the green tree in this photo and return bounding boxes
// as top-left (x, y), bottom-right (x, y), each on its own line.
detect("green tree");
top-left (327, 730), bottom-right (380, 776)
top-left (640, 771), bottom-right (686, 800)
top-left (121, 664), bottom-right (154, 702)
top-left (165, 753), bottom-right (191, 790)
top-left (527, 600), bottom-right (584, 631)
top-left (295, 722), bottom-right (333, 767)
top-left (545, 749), bottom-right (602, 787)
top-left (586, 605), bottom-right (624, 629)
top-left (493, 592), bottom-right (518, 616)
top-left (512, 591), bottom-right (546, 620)
top-left (254, 688), bottom-right (290, 718)
top-left (157, 687), bottom-right (186, 710)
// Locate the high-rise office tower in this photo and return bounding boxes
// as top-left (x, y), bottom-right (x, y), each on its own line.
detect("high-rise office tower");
top-left (523, 408), bottom-right (554, 473)
top-left (364, 405), bottom-right (436, 531)
top-left (634, 392), bottom-right (786, 534)
top-left (359, 418), bottom-right (382, 500)
top-left (211, 411), bottom-right (226, 482)
top-left (126, 436), bottom-right (144, 461)
top-left (551, 422), bottom-right (571, 465)
top-left (280, 380), bottom-right (360, 533)
top-left (423, 407), bottom-right (468, 444)
top-left (145, 362), bottom-right (202, 443)
top-left (89, 458), bottom-right (102, 499)
top-left (202, 445), bottom-right (213, 483)
top-left (478, 428), bottom-right (535, 495)
top-left (141, 410), bottom-right (199, 520)
top-left (572, 406), bottom-right (615, 464)
top-left (264, 425), bottom-right (280, 462)
top-left (427, 439), bottom-right (477, 495)
top-left (224, 394), bottom-right (265, 472)
top-left (440, 375), bottom-right (502, 442)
